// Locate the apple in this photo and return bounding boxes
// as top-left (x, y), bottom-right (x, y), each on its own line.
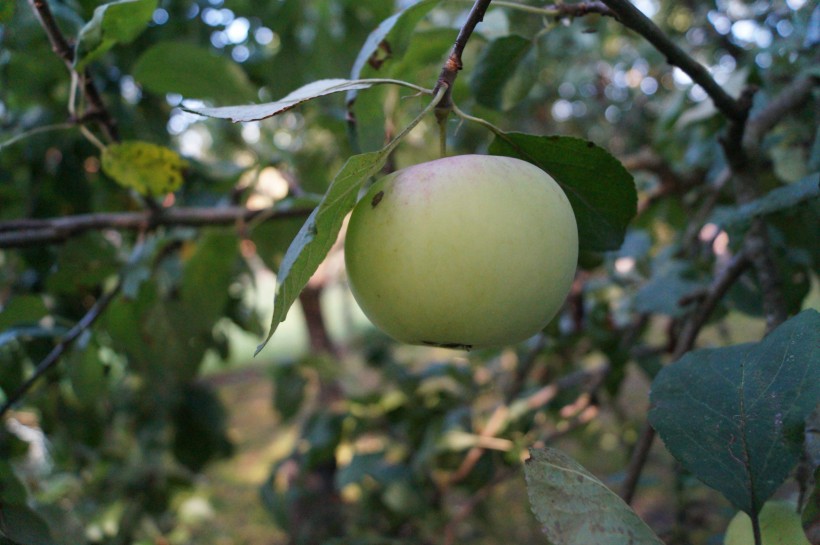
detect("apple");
top-left (344, 154), bottom-right (578, 349)
top-left (723, 500), bottom-right (810, 545)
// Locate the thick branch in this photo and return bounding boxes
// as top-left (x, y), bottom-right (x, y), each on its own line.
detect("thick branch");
top-left (0, 283), bottom-right (121, 418)
top-left (0, 206), bottom-right (312, 248)
top-left (27, 0), bottom-right (119, 141)
top-left (434, 0), bottom-right (494, 117)
top-left (600, 0), bottom-right (746, 121)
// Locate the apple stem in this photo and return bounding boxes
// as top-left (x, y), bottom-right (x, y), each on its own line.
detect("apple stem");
top-left (438, 116), bottom-right (447, 158)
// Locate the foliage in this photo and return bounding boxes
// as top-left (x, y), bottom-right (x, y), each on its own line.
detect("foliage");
top-left (1, 0), bottom-right (818, 544)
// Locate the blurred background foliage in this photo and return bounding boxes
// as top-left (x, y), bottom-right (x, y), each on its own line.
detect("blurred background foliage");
top-left (0, 0), bottom-right (818, 544)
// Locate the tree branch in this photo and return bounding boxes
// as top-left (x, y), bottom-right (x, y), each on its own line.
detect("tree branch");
top-left (743, 73), bottom-right (818, 149)
top-left (434, 0), bottom-right (494, 119)
top-left (719, 73), bottom-right (819, 332)
top-left (27, 0), bottom-right (119, 141)
top-left (600, 0), bottom-right (746, 121)
top-left (0, 206), bottom-right (313, 248)
top-left (620, 250), bottom-right (753, 503)
top-left (0, 282), bottom-right (121, 418)
top-left (489, 1), bottom-right (615, 18)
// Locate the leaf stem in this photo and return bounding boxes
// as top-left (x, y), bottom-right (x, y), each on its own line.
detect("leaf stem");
top-left (383, 84), bottom-right (448, 157)
top-left (80, 125), bottom-right (107, 152)
top-left (751, 512), bottom-right (763, 545)
top-left (0, 122), bottom-right (76, 152)
top-left (27, 0), bottom-right (119, 141)
top-left (451, 102), bottom-right (505, 138)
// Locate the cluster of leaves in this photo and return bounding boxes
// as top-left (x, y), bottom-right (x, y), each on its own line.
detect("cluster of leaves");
top-left (1, 0), bottom-right (819, 544)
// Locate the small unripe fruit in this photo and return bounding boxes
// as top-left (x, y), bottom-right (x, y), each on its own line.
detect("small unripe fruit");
top-left (723, 500), bottom-right (810, 545)
top-left (344, 155), bottom-right (578, 349)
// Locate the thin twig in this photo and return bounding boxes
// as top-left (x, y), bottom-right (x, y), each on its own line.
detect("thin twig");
top-left (743, 74), bottom-right (818, 149)
top-left (434, 0), bottom-right (494, 118)
top-left (27, 0), bottom-right (119, 141)
top-left (0, 206), bottom-right (313, 248)
top-left (600, 0), bottom-right (745, 121)
top-left (620, 250), bottom-right (753, 503)
top-left (622, 71), bottom-right (818, 501)
top-left (0, 283), bottom-right (121, 418)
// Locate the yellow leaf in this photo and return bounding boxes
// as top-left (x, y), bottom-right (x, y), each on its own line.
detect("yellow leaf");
top-left (101, 141), bottom-right (188, 196)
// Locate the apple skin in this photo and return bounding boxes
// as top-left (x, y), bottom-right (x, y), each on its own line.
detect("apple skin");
top-left (724, 500), bottom-right (810, 545)
top-left (344, 154), bottom-right (578, 349)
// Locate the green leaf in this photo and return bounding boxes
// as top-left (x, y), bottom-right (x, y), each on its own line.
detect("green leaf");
top-left (179, 232), bottom-right (238, 323)
top-left (254, 86), bottom-right (445, 354)
top-left (74, 0), bottom-right (157, 72)
top-left (346, 0), bottom-right (440, 105)
top-left (172, 383), bottom-right (233, 471)
top-left (470, 35), bottom-right (534, 110)
top-left (710, 173), bottom-right (820, 228)
top-left (46, 232), bottom-right (119, 295)
top-left (0, 461), bottom-right (28, 506)
top-left (67, 343), bottom-right (108, 406)
top-left (648, 309), bottom-right (820, 515)
top-left (271, 362), bottom-right (307, 421)
top-left (133, 42), bottom-right (255, 104)
top-left (0, 1), bottom-right (14, 24)
top-left (0, 504), bottom-right (55, 545)
top-left (489, 133), bottom-right (637, 252)
top-left (101, 141), bottom-right (188, 196)
top-left (0, 296), bottom-right (48, 330)
top-left (633, 259), bottom-right (706, 317)
top-left (185, 79), bottom-right (398, 123)
top-left (255, 150), bottom-right (386, 355)
top-left (524, 448), bottom-right (664, 544)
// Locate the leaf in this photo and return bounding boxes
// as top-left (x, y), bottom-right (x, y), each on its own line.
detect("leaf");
top-left (74, 0), bottom-right (157, 72)
top-left (470, 35), bottom-right (534, 110)
top-left (255, 150), bottom-right (387, 354)
top-left (648, 309), bottom-right (820, 515)
top-left (172, 383), bottom-right (233, 471)
top-left (185, 79), bottom-right (381, 123)
top-left (132, 42), bottom-right (255, 104)
top-left (0, 296), bottom-right (48, 330)
top-left (0, 461), bottom-right (28, 506)
top-left (255, 87), bottom-right (445, 355)
top-left (489, 133), bottom-right (637, 252)
top-left (0, 1), bottom-right (14, 24)
top-left (633, 259), bottom-right (706, 317)
top-left (0, 504), bottom-right (55, 545)
top-left (46, 232), bottom-right (119, 295)
top-left (346, 0), bottom-right (440, 105)
top-left (524, 448), bottom-right (664, 544)
top-left (710, 173), bottom-right (820, 227)
top-left (101, 141), bottom-right (188, 196)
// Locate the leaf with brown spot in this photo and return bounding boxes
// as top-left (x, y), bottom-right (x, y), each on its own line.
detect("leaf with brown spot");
top-left (525, 448), bottom-right (664, 545)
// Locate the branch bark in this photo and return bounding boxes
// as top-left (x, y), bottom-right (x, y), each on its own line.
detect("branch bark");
top-left (0, 206), bottom-right (313, 248)
top-left (434, 0), bottom-right (494, 119)
top-left (600, 0), bottom-right (746, 121)
top-left (27, 0), bottom-right (119, 141)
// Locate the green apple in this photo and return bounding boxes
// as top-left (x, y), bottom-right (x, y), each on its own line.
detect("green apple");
top-left (344, 154), bottom-right (578, 349)
top-left (724, 500), bottom-right (810, 545)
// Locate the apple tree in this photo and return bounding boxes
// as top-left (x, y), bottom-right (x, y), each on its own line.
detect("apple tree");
top-left (0, 0), bottom-right (818, 544)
